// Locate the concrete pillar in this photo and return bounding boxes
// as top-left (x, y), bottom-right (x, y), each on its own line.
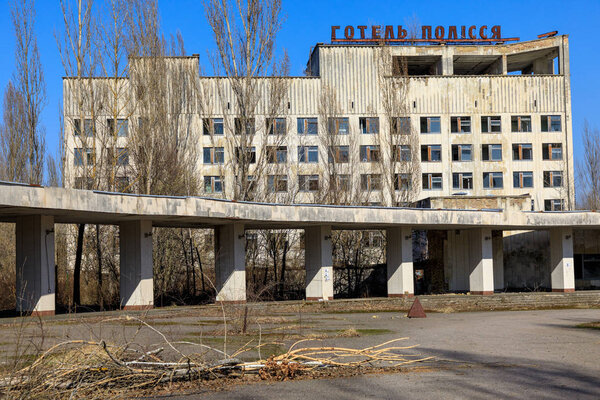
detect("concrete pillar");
top-left (305, 225), bottom-right (333, 301)
top-left (550, 228), bottom-right (575, 292)
top-left (386, 226), bottom-right (414, 297)
top-left (120, 220), bottom-right (154, 310)
top-left (16, 215), bottom-right (55, 316)
top-left (214, 223), bottom-right (246, 303)
top-left (468, 228), bottom-right (494, 295)
top-left (492, 231), bottom-right (504, 290)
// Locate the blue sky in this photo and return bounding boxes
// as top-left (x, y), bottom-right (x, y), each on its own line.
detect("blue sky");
top-left (0, 0), bottom-right (599, 166)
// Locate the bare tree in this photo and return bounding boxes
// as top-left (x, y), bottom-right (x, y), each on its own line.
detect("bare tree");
top-left (577, 121), bottom-right (600, 210)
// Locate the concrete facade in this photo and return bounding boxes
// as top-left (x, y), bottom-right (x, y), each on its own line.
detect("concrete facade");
top-left (304, 226), bottom-right (334, 301)
top-left (550, 227), bottom-right (575, 292)
top-left (214, 223), bottom-right (247, 302)
top-left (119, 220), bottom-right (154, 310)
top-left (386, 226), bottom-right (414, 297)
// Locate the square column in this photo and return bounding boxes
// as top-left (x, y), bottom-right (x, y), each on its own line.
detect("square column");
top-left (120, 220), bottom-right (154, 310)
top-left (386, 227), bottom-right (414, 297)
top-left (468, 228), bottom-right (494, 295)
top-left (16, 215), bottom-right (55, 316)
top-left (214, 223), bottom-right (246, 303)
top-left (550, 228), bottom-right (575, 292)
top-left (305, 225), bottom-right (333, 301)
top-left (492, 231), bottom-right (504, 290)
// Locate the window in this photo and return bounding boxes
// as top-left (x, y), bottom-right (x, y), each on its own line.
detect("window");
top-left (421, 144), bottom-right (442, 162)
top-left (266, 146), bottom-right (287, 163)
top-left (422, 173), bottom-right (443, 190)
top-left (203, 147), bottom-right (225, 164)
top-left (392, 145), bottom-right (411, 162)
top-left (451, 116), bottom-right (471, 133)
top-left (297, 117), bottom-right (318, 135)
top-left (74, 119), bottom-right (94, 137)
top-left (391, 117), bottom-right (411, 135)
top-left (335, 174), bottom-right (350, 191)
top-left (394, 173), bottom-right (411, 191)
top-left (116, 148), bottom-right (128, 166)
top-left (328, 117), bottom-right (349, 135)
top-left (246, 175), bottom-right (257, 192)
top-left (298, 174), bottom-right (319, 192)
top-left (541, 115), bottom-right (561, 132)
top-left (511, 116), bottom-right (532, 132)
top-left (107, 119), bottom-right (128, 137)
top-left (360, 174), bottom-right (381, 191)
top-left (74, 148), bottom-right (94, 166)
top-left (360, 145), bottom-right (381, 162)
top-left (481, 116), bottom-right (501, 133)
top-left (203, 118), bottom-right (224, 135)
top-left (512, 143), bottom-right (533, 161)
top-left (267, 175), bottom-right (288, 192)
top-left (483, 172), bottom-right (503, 189)
top-left (513, 171), bottom-right (534, 188)
top-left (482, 144), bottom-right (502, 161)
top-left (452, 144), bottom-right (472, 161)
top-left (452, 172), bottom-right (473, 190)
top-left (544, 199), bottom-right (564, 211)
top-left (328, 146), bottom-right (349, 163)
top-left (234, 118), bottom-right (255, 135)
top-left (204, 176), bottom-right (223, 193)
top-left (267, 118), bottom-right (287, 135)
top-left (543, 171), bottom-right (563, 188)
top-left (543, 143), bottom-right (563, 160)
top-left (420, 116), bottom-right (441, 134)
top-left (298, 146), bottom-right (319, 163)
top-left (235, 146), bottom-right (256, 164)
top-left (359, 117), bottom-right (379, 134)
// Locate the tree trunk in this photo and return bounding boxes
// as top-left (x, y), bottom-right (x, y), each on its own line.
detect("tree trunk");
top-left (189, 237), bottom-right (196, 298)
top-left (73, 223), bottom-right (85, 307)
top-left (280, 239), bottom-right (288, 298)
top-left (95, 224), bottom-right (103, 310)
top-left (194, 246), bottom-right (205, 293)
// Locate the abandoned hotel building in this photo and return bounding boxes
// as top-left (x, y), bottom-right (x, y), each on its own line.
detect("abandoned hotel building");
top-left (3, 26), bottom-right (600, 315)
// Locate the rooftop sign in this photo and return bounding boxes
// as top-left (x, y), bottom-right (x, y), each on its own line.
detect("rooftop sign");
top-left (331, 25), bottom-right (520, 44)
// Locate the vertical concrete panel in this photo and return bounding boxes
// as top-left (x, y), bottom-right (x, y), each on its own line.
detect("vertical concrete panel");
top-left (468, 228), bottom-right (494, 295)
top-left (386, 227), bottom-right (414, 297)
top-left (120, 220), bottom-right (154, 309)
top-left (493, 231), bottom-right (505, 290)
top-left (16, 215), bottom-right (55, 315)
top-left (305, 225), bottom-right (333, 301)
top-left (550, 227), bottom-right (575, 292)
top-left (214, 223), bottom-right (246, 302)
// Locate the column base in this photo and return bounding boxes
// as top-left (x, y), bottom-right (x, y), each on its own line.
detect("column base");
top-left (122, 305), bottom-right (154, 311)
top-left (471, 291), bottom-right (494, 295)
top-left (306, 297), bottom-right (333, 301)
top-left (216, 300), bottom-right (247, 304)
top-left (552, 288), bottom-right (575, 293)
top-left (29, 310), bottom-right (55, 317)
top-left (388, 293), bottom-right (414, 298)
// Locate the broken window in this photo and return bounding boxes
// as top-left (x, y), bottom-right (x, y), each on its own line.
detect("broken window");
top-left (359, 117), bottom-right (379, 134)
top-left (298, 146), bottom-right (319, 163)
top-left (360, 145), bottom-right (381, 162)
top-left (74, 148), bottom-right (95, 166)
top-left (452, 144), bottom-right (472, 161)
top-left (512, 143), bottom-right (533, 161)
top-left (451, 116), bottom-right (471, 133)
top-left (297, 117), bottom-right (318, 135)
top-left (542, 143), bottom-right (563, 160)
top-left (266, 146), bottom-right (287, 164)
top-left (360, 174), bottom-right (381, 191)
top-left (420, 117), bottom-right (441, 134)
top-left (511, 116), bottom-right (532, 133)
top-left (543, 171), bottom-right (563, 188)
top-left (481, 116), bottom-right (502, 133)
top-left (328, 117), bottom-right (349, 135)
top-left (234, 118), bottom-right (255, 135)
top-left (235, 146), bottom-right (256, 164)
top-left (421, 144), bottom-right (442, 162)
top-left (204, 176), bottom-right (223, 193)
top-left (298, 174), bottom-right (319, 192)
top-left (513, 171), bottom-right (534, 188)
top-left (541, 115), bottom-right (562, 132)
top-left (74, 118), bottom-right (94, 137)
top-left (483, 172), bottom-right (503, 189)
top-left (422, 173), bottom-right (443, 190)
top-left (203, 147), bottom-right (225, 164)
top-left (391, 117), bottom-right (411, 135)
top-left (107, 118), bottom-right (128, 137)
top-left (482, 144), bottom-right (502, 161)
top-left (394, 173), bottom-right (411, 191)
top-left (392, 145), bottom-right (411, 162)
top-left (267, 118), bottom-right (287, 135)
top-left (452, 172), bottom-right (473, 190)
top-left (335, 174), bottom-right (350, 192)
top-left (328, 146), bottom-right (349, 163)
top-left (544, 199), bottom-right (564, 211)
top-left (267, 175), bottom-right (288, 192)
top-left (203, 118), bottom-right (224, 135)
top-left (393, 55), bottom-right (442, 76)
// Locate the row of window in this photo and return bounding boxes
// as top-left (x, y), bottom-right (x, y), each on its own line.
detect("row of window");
top-left (73, 114), bottom-right (563, 138)
top-left (199, 143), bottom-right (563, 165)
top-left (422, 171), bottom-right (564, 190)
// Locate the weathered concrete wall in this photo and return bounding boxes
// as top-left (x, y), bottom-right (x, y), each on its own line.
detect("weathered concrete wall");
top-left (504, 230), bottom-right (551, 289)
